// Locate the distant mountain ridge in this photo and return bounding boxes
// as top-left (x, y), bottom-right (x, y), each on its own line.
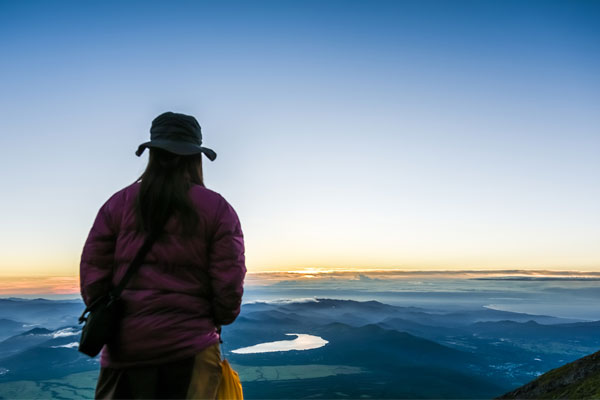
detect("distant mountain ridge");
top-left (498, 349), bottom-right (600, 399)
top-left (0, 299), bottom-right (82, 330)
top-left (0, 319), bottom-right (27, 342)
top-left (1, 297), bottom-right (599, 399)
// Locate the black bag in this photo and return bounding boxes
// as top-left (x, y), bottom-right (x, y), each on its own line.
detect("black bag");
top-left (78, 231), bottom-right (159, 357)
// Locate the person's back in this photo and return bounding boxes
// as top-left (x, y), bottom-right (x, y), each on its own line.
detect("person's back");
top-left (79, 112), bottom-right (246, 399)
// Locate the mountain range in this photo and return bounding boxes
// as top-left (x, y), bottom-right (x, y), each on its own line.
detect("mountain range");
top-left (0, 297), bottom-right (598, 399)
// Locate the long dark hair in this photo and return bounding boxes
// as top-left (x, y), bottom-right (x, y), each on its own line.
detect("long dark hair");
top-left (133, 147), bottom-right (204, 237)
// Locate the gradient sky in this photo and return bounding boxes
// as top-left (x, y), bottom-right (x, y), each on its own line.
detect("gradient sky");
top-left (0, 0), bottom-right (599, 281)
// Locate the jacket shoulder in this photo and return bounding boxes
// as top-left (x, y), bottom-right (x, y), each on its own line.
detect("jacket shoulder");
top-left (188, 185), bottom-right (241, 227)
top-left (106, 182), bottom-right (138, 208)
top-left (188, 185), bottom-right (231, 210)
top-left (189, 184), bottom-right (222, 200)
top-left (99, 182), bottom-right (139, 230)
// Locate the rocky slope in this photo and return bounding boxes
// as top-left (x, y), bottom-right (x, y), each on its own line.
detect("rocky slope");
top-left (498, 349), bottom-right (600, 399)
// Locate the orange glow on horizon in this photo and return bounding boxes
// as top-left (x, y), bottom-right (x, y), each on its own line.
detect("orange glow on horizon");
top-left (0, 276), bottom-right (79, 295)
top-left (2, 268), bottom-right (600, 295)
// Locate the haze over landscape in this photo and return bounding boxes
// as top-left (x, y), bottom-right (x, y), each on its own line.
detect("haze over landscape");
top-left (1, 274), bottom-right (599, 398)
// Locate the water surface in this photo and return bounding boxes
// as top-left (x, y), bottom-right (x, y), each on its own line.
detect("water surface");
top-left (231, 334), bottom-right (328, 354)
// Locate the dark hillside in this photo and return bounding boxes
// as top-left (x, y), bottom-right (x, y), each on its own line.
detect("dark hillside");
top-left (498, 349), bottom-right (600, 399)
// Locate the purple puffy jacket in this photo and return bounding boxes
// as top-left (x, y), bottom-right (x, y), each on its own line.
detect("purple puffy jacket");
top-left (79, 181), bottom-right (246, 368)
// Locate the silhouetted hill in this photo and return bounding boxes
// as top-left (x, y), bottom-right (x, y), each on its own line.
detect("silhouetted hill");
top-left (241, 298), bottom-right (574, 329)
top-left (19, 328), bottom-right (53, 335)
top-left (0, 299), bottom-right (82, 329)
top-left (471, 319), bottom-right (600, 341)
top-left (0, 328), bottom-right (55, 359)
top-left (497, 349), bottom-right (600, 399)
top-left (0, 346), bottom-right (96, 381)
top-left (0, 319), bottom-right (27, 342)
top-left (0, 326), bottom-right (86, 380)
top-left (314, 322), bottom-right (479, 367)
top-left (378, 316), bottom-right (469, 339)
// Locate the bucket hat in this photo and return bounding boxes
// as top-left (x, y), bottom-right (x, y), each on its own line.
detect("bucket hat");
top-left (135, 111), bottom-right (217, 161)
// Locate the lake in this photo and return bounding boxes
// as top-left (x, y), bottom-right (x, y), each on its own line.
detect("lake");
top-left (231, 333), bottom-right (328, 354)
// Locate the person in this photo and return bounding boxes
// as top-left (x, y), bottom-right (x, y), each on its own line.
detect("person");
top-left (79, 111), bottom-right (246, 399)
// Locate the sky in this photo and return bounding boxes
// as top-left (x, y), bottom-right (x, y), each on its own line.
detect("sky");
top-left (0, 0), bottom-right (599, 285)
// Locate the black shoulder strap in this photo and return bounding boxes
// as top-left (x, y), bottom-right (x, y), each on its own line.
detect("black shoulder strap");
top-left (79, 230), bottom-right (161, 323)
top-left (109, 230), bottom-right (160, 299)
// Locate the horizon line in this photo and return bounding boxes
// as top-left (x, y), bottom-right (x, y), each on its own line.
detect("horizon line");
top-left (2, 267), bottom-right (600, 278)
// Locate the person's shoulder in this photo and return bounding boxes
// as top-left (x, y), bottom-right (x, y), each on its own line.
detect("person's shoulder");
top-left (100, 182), bottom-right (139, 213)
top-left (189, 184), bottom-right (221, 198)
top-left (110, 182), bottom-right (138, 203)
top-left (189, 185), bottom-right (239, 217)
top-left (189, 184), bottom-right (229, 206)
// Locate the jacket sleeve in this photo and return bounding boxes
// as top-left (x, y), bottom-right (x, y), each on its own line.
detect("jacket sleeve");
top-left (208, 197), bottom-right (247, 326)
top-left (79, 199), bottom-right (118, 307)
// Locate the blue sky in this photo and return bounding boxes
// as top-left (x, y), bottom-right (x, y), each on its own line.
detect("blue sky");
top-left (0, 0), bottom-right (599, 278)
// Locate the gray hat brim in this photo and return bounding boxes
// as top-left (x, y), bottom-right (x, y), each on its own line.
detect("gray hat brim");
top-left (136, 140), bottom-right (217, 161)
